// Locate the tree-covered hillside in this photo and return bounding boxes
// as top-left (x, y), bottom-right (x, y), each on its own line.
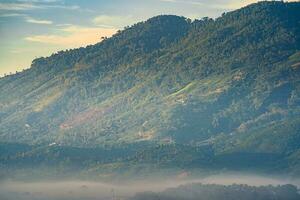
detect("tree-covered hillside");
top-left (0, 1), bottom-right (300, 174)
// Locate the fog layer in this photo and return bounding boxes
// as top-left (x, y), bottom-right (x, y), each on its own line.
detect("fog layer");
top-left (1, 174), bottom-right (299, 200)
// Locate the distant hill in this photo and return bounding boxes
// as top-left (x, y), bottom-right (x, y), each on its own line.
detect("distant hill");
top-left (131, 183), bottom-right (300, 200)
top-left (0, 1), bottom-right (300, 175)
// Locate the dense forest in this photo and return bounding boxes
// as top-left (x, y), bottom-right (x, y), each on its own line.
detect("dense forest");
top-left (0, 1), bottom-right (300, 177)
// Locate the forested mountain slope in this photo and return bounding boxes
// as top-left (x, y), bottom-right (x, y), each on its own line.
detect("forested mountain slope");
top-left (1, 1), bottom-right (300, 172)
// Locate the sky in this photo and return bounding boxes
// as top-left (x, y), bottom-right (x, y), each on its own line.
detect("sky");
top-left (0, 0), bottom-right (285, 76)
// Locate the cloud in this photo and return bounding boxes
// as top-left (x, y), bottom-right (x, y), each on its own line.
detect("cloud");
top-left (0, 2), bottom-right (82, 11)
top-left (211, 0), bottom-right (294, 10)
top-left (0, 3), bottom-right (39, 10)
top-left (56, 23), bottom-right (73, 27)
top-left (25, 25), bottom-right (117, 47)
top-left (18, 0), bottom-right (62, 2)
top-left (92, 15), bottom-right (137, 28)
top-left (25, 17), bottom-right (53, 24)
top-left (0, 13), bottom-right (27, 17)
top-left (213, 0), bottom-right (258, 10)
top-left (48, 4), bottom-right (81, 10)
top-left (160, 0), bottom-right (203, 6)
top-left (0, 13), bottom-right (53, 25)
top-left (160, 0), bottom-right (177, 2)
top-left (9, 48), bottom-right (30, 54)
top-left (160, 0), bottom-right (294, 10)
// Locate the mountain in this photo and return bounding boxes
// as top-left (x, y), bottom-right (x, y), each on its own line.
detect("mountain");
top-left (1, 1), bottom-right (300, 176)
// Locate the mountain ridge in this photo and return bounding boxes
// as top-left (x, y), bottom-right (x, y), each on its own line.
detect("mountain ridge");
top-left (0, 1), bottom-right (300, 161)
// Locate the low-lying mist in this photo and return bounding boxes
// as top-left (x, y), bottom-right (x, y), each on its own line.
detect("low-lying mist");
top-left (1, 174), bottom-right (299, 200)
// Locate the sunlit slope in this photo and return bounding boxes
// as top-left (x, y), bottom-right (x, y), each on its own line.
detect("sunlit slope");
top-left (0, 1), bottom-right (300, 156)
